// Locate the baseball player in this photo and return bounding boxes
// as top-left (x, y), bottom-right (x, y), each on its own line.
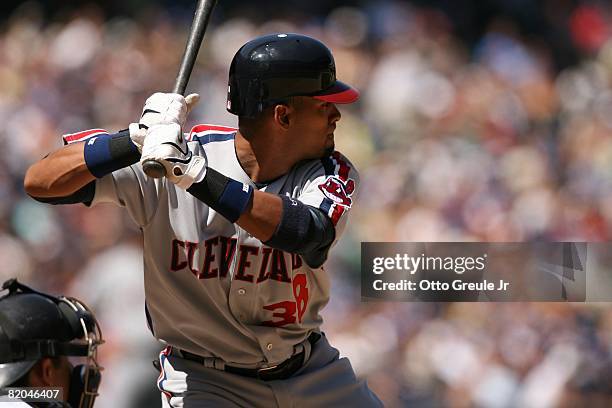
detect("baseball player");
top-left (0, 279), bottom-right (104, 408)
top-left (24, 33), bottom-right (382, 407)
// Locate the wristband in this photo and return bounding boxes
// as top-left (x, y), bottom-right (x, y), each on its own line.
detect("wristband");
top-left (187, 168), bottom-right (253, 222)
top-left (83, 130), bottom-right (140, 178)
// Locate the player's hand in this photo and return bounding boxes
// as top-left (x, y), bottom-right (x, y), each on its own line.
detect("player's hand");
top-left (128, 123), bottom-right (147, 152)
top-left (139, 92), bottom-right (200, 130)
top-left (140, 123), bottom-right (207, 189)
top-left (129, 93), bottom-right (200, 153)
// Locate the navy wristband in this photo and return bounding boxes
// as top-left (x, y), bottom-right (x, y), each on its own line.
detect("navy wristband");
top-left (187, 168), bottom-right (254, 222)
top-left (83, 130), bottom-right (140, 178)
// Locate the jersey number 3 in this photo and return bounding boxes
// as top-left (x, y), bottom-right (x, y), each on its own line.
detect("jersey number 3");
top-left (262, 274), bottom-right (309, 327)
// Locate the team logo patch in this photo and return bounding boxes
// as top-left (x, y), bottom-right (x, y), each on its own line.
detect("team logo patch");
top-left (318, 176), bottom-right (355, 207)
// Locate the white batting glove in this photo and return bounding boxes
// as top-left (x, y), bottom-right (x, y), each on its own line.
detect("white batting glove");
top-left (128, 123), bottom-right (147, 152)
top-left (139, 92), bottom-right (200, 129)
top-left (140, 123), bottom-right (207, 189)
top-left (129, 93), bottom-right (199, 153)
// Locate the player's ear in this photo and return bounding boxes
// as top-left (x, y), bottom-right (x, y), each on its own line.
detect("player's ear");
top-left (273, 104), bottom-right (293, 130)
top-left (41, 358), bottom-right (56, 386)
top-left (25, 358), bottom-right (52, 387)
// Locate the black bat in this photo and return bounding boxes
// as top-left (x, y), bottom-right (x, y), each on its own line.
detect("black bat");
top-left (142, 0), bottom-right (218, 178)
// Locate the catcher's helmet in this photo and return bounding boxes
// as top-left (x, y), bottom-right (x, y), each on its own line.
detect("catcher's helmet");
top-left (0, 278), bottom-right (103, 407)
top-left (227, 33), bottom-right (359, 117)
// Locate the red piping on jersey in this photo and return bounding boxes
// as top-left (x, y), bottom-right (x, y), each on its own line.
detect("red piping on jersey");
top-left (62, 129), bottom-right (108, 143)
top-left (190, 124), bottom-right (238, 135)
top-left (157, 346), bottom-right (173, 399)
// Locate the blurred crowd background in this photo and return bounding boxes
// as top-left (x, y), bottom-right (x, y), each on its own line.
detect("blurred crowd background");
top-left (1, 0), bottom-right (611, 406)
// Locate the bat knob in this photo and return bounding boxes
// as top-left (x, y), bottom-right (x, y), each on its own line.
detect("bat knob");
top-left (142, 160), bottom-right (167, 179)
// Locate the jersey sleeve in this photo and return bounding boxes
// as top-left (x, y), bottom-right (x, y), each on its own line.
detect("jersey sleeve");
top-left (91, 165), bottom-right (161, 227)
top-left (296, 151), bottom-right (359, 245)
top-left (62, 128), bottom-right (161, 227)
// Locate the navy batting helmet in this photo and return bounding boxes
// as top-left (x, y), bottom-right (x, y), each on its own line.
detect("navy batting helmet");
top-left (227, 33), bottom-right (359, 117)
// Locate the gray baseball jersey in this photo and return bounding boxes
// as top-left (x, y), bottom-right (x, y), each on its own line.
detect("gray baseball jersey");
top-left (63, 124), bottom-right (358, 367)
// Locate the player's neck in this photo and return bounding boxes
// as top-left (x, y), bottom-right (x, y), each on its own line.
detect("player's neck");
top-left (235, 131), bottom-right (295, 183)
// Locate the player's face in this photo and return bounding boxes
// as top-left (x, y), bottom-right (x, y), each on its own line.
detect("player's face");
top-left (29, 356), bottom-right (73, 398)
top-left (53, 357), bottom-right (73, 399)
top-left (289, 97), bottom-right (341, 159)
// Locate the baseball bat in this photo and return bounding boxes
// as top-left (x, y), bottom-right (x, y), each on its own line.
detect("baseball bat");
top-left (142, 0), bottom-right (219, 179)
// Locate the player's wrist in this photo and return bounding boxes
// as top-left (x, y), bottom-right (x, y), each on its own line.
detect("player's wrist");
top-left (83, 130), bottom-right (140, 178)
top-left (171, 155), bottom-right (208, 189)
top-left (187, 168), bottom-right (253, 222)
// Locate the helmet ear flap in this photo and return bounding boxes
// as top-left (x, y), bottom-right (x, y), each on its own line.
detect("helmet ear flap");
top-left (251, 78), bottom-right (267, 118)
top-left (227, 57), bottom-right (239, 115)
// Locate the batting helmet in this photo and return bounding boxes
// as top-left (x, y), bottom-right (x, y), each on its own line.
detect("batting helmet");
top-left (227, 33), bottom-right (359, 117)
top-left (0, 279), bottom-right (103, 407)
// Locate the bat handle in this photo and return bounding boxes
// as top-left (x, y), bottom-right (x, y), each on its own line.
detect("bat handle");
top-left (142, 0), bottom-right (217, 179)
top-left (141, 51), bottom-right (186, 179)
top-left (142, 159), bottom-right (167, 178)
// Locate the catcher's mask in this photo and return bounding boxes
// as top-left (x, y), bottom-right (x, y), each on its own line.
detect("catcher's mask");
top-left (0, 279), bottom-right (104, 408)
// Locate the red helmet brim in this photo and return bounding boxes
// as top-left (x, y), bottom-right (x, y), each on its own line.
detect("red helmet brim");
top-left (313, 81), bottom-right (359, 104)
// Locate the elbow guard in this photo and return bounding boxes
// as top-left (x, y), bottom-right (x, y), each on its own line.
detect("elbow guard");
top-left (264, 195), bottom-right (335, 268)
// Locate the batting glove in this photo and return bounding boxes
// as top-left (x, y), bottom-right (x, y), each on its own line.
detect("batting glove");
top-left (140, 123), bottom-right (207, 189)
top-left (139, 92), bottom-right (200, 129)
top-left (128, 123), bottom-right (147, 152)
top-left (129, 92), bottom-right (199, 153)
